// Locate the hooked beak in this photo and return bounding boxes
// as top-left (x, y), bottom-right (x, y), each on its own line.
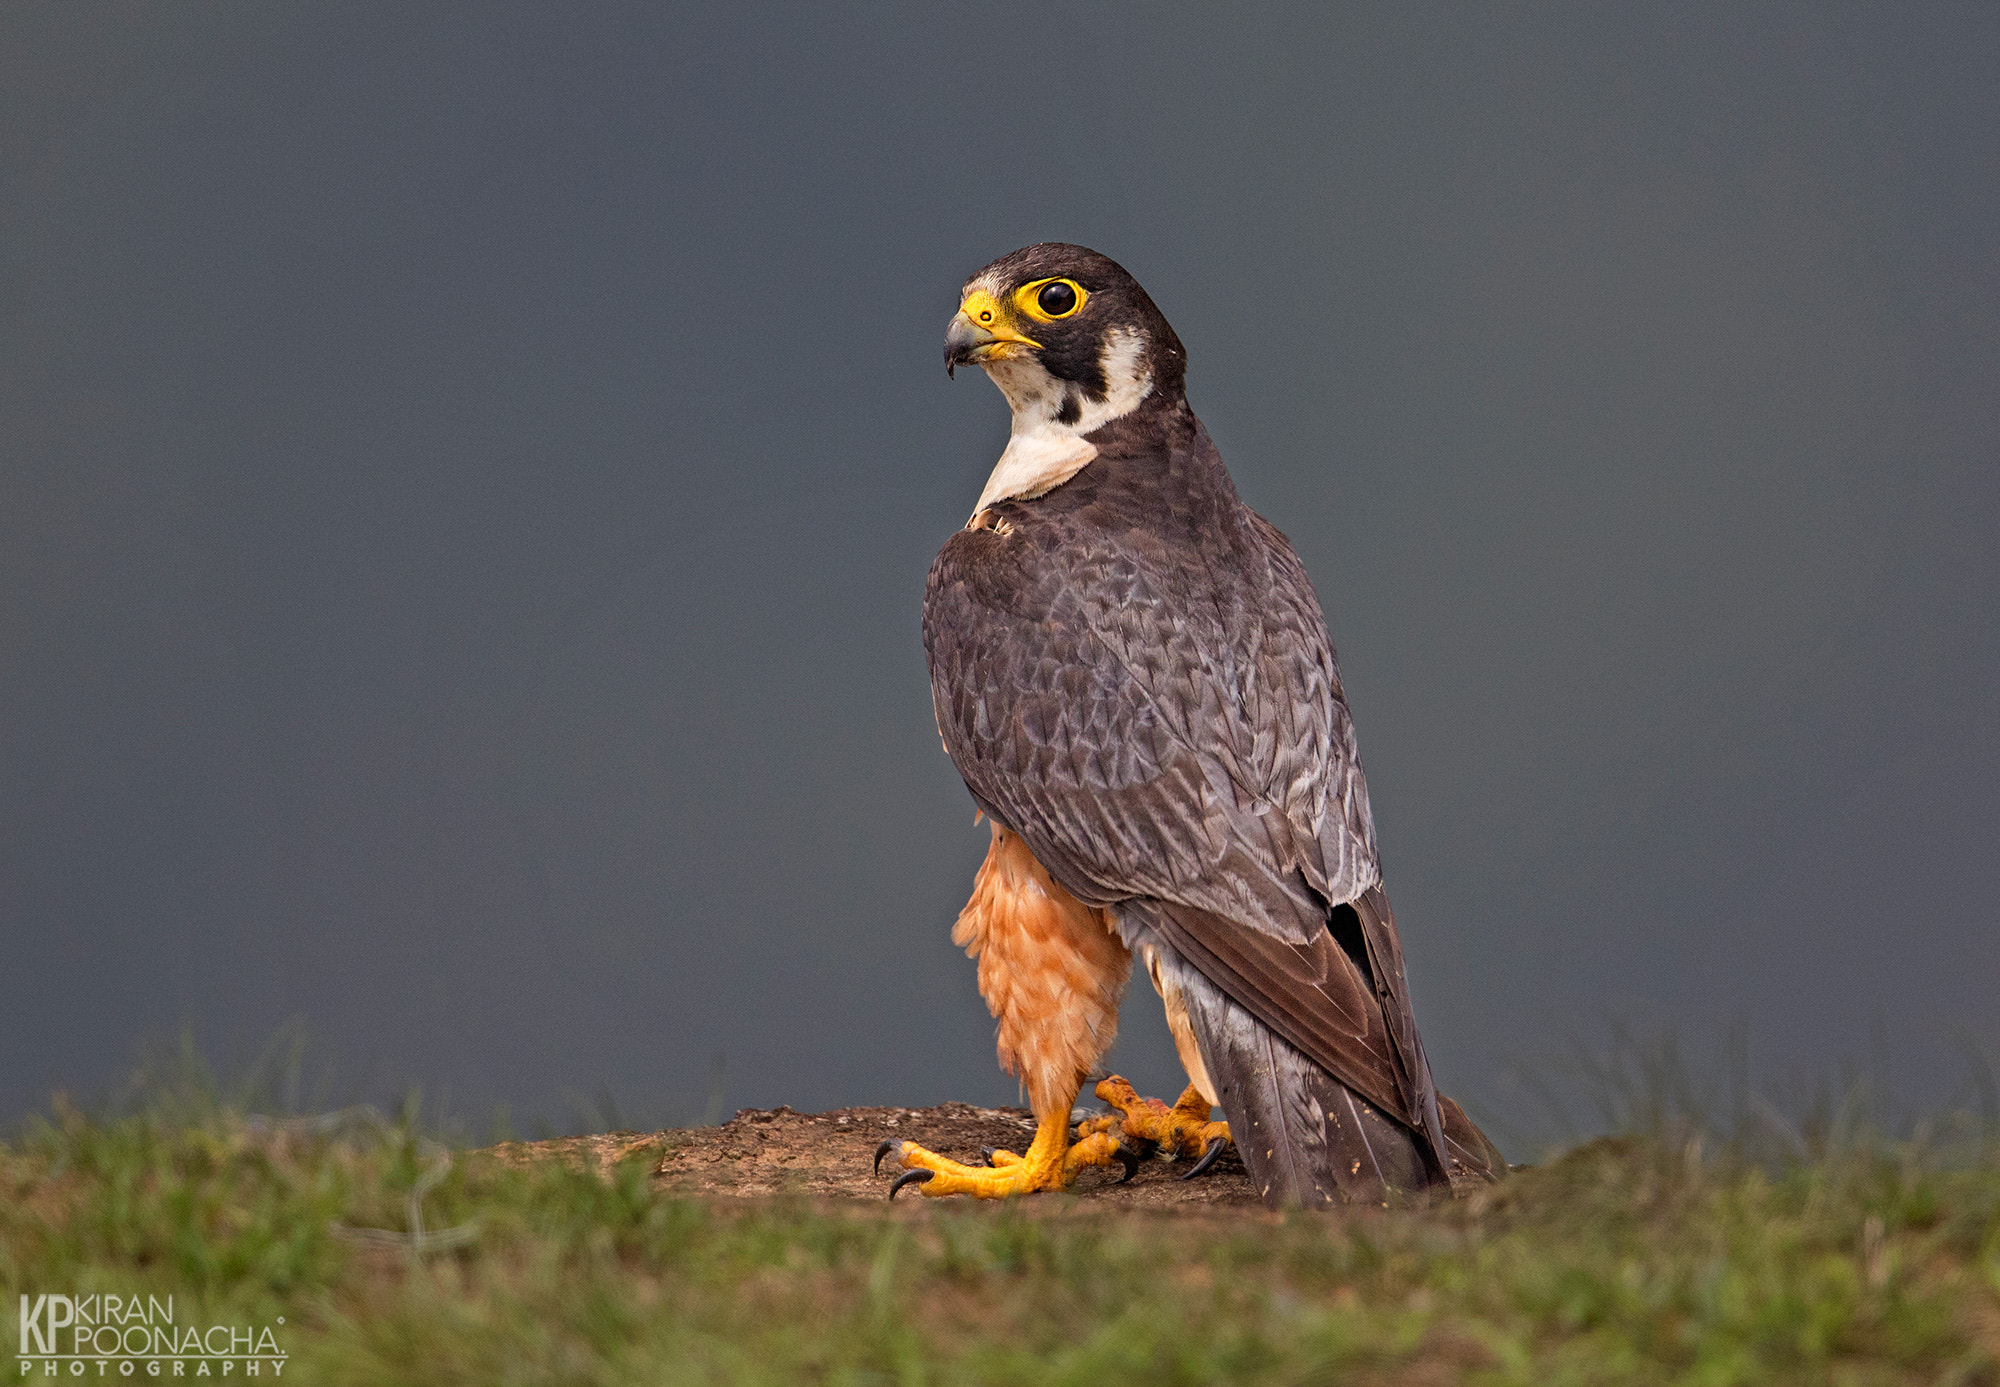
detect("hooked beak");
top-left (944, 313), bottom-right (994, 378)
top-left (944, 291), bottom-right (1041, 378)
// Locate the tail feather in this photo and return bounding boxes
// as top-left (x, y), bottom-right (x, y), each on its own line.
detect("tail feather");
top-left (1172, 958), bottom-right (1431, 1206)
top-left (1437, 1094), bottom-right (1508, 1190)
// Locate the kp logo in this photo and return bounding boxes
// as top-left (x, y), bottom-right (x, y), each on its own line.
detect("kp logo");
top-left (17, 1295), bottom-right (287, 1377)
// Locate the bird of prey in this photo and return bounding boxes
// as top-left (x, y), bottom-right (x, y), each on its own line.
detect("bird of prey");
top-left (880, 243), bottom-right (1505, 1207)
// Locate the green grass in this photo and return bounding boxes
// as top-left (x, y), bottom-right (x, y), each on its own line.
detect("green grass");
top-left (5, 1092), bottom-right (1999, 1385)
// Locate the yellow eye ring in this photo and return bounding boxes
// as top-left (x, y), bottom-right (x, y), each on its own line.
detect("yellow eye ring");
top-left (1015, 277), bottom-right (1086, 323)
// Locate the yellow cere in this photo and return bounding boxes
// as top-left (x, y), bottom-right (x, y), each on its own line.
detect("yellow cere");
top-left (957, 288), bottom-right (1042, 349)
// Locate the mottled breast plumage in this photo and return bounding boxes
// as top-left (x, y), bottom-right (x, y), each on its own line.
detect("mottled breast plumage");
top-left (922, 414), bottom-right (1380, 945)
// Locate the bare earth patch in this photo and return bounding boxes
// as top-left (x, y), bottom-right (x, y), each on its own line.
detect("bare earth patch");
top-left (488, 1101), bottom-right (1261, 1206)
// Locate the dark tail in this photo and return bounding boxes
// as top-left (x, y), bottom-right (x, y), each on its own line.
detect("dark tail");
top-left (1168, 956), bottom-right (1506, 1206)
top-left (1438, 1094), bottom-right (1509, 1190)
top-left (1173, 961), bottom-right (1435, 1206)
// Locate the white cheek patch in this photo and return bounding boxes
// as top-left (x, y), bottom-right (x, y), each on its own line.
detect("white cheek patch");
top-left (1094, 326), bottom-right (1152, 420)
top-left (971, 326), bottom-right (1154, 515)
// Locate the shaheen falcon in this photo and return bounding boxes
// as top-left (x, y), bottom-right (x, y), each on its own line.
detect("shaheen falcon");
top-left (881, 243), bottom-right (1505, 1207)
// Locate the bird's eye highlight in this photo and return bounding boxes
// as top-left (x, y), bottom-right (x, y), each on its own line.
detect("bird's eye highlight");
top-left (1017, 277), bottom-right (1086, 322)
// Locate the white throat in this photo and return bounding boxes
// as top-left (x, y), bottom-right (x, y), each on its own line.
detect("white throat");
top-left (971, 326), bottom-right (1153, 515)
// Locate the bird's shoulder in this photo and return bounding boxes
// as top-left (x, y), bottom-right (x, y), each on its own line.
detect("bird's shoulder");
top-left (922, 409), bottom-right (1379, 923)
top-left (926, 418), bottom-right (1345, 759)
top-left (925, 414), bottom-right (1270, 631)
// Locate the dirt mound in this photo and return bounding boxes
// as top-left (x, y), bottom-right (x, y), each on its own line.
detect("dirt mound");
top-left (492, 1101), bottom-right (1261, 1206)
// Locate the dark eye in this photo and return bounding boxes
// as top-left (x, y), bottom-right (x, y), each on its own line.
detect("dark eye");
top-left (1037, 281), bottom-right (1078, 316)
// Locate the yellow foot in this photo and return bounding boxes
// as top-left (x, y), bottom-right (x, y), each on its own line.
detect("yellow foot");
top-left (874, 1122), bottom-right (1138, 1199)
top-left (1078, 1076), bottom-right (1233, 1178)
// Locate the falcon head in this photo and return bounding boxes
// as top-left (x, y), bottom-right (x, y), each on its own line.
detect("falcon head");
top-left (945, 244), bottom-right (1187, 430)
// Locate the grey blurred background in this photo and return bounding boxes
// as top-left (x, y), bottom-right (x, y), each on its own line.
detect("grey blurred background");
top-left (3, 3), bottom-right (1994, 1144)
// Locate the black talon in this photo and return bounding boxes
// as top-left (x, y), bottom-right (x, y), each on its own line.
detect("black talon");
top-left (873, 1140), bottom-right (899, 1175)
top-left (1112, 1143), bottom-right (1142, 1184)
top-left (1181, 1136), bottom-right (1228, 1180)
top-left (889, 1169), bottom-right (934, 1200)
top-left (980, 1146), bottom-right (999, 1167)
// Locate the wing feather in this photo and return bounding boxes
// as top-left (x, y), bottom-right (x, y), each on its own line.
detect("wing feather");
top-left (923, 423), bottom-right (1438, 1156)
